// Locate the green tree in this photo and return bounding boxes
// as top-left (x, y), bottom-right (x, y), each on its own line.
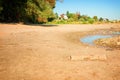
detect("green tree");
top-left (88, 18), bottom-right (94, 24)
top-left (55, 13), bottom-right (58, 19)
top-left (0, 0), bottom-right (2, 12)
top-left (93, 16), bottom-right (98, 21)
top-left (25, 0), bottom-right (55, 23)
top-left (76, 12), bottom-right (80, 19)
top-left (81, 15), bottom-right (88, 21)
top-left (105, 18), bottom-right (109, 22)
top-left (46, 0), bottom-right (56, 8)
top-left (0, 0), bottom-right (27, 22)
top-left (0, 0), bottom-right (56, 23)
top-left (99, 17), bottom-right (104, 22)
top-left (66, 11), bottom-right (69, 18)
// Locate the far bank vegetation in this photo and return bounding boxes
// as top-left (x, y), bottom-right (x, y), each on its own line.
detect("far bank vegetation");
top-left (48, 11), bottom-right (120, 24)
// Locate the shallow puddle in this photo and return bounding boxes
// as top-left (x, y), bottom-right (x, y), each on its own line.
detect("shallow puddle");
top-left (80, 35), bottom-right (112, 45)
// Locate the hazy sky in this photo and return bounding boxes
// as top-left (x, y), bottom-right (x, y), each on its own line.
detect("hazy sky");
top-left (54, 0), bottom-right (120, 20)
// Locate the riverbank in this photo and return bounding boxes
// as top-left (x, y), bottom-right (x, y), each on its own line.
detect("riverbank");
top-left (0, 23), bottom-right (120, 80)
top-left (66, 25), bottom-right (120, 49)
top-left (94, 27), bottom-right (120, 49)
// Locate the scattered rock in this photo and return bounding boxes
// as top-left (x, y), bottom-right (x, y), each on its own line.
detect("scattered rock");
top-left (95, 36), bottom-right (120, 49)
top-left (70, 54), bottom-right (107, 61)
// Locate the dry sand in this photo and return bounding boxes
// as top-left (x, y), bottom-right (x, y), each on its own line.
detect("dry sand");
top-left (0, 23), bottom-right (120, 80)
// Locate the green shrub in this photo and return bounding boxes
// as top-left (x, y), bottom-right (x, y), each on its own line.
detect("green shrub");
top-left (88, 18), bottom-right (94, 24)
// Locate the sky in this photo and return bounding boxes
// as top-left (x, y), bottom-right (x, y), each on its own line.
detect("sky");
top-left (54, 0), bottom-right (120, 20)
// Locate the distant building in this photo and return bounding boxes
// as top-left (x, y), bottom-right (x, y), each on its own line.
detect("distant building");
top-left (59, 14), bottom-right (68, 20)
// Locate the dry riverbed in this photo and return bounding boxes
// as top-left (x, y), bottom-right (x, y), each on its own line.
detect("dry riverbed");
top-left (0, 23), bottom-right (120, 80)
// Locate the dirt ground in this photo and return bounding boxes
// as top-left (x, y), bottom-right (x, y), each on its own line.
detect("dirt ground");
top-left (0, 23), bottom-right (120, 80)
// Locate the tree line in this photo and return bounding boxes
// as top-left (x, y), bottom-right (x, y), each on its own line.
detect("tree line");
top-left (51, 11), bottom-right (112, 24)
top-left (0, 0), bottom-right (56, 23)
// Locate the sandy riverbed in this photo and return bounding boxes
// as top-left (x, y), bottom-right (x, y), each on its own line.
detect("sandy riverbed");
top-left (0, 23), bottom-right (120, 80)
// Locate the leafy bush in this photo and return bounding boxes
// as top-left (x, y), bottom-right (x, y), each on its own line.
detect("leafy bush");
top-left (88, 18), bottom-right (94, 24)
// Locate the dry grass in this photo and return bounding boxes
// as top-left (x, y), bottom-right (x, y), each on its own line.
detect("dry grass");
top-left (95, 36), bottom-right (120, 49)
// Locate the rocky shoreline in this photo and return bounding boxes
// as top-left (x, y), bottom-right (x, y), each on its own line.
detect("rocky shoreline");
top-left (66, 25), bottom-right (120, 49)
top-left (94, 27), bottom-right (120, 49)
top-left (94, 36), bottom-right (120, 49)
